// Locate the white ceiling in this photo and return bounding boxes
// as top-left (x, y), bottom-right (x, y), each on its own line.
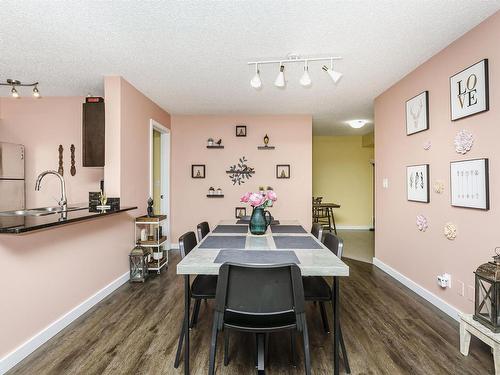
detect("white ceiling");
top-left (1, 1), bottom-right (499, 135)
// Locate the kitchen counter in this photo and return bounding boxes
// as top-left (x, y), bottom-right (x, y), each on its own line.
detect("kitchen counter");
top-left (0, 205), bottom-right (137, 234)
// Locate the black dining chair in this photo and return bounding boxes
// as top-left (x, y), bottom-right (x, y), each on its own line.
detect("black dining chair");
top-left (174, 231), bottom-right (218, 368)
top-left (311, 222), bottom-right (323, 241)
top-left (302, 232), bottom-right (350, 373)
top-left (197, 221), bottom-right (210, 242)
top-left (208, 262), bottom-right (311, 375)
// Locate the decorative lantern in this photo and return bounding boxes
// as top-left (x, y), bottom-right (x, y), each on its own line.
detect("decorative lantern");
top-left (129, 245), bottom-right (149, 283)
top-left (474, 248), bottom-right (500, 332)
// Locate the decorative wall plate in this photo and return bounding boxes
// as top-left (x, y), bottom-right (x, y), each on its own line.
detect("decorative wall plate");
top-left (433, 180), bottom-right (445, 194)
top-left (444, 222), bottom-right (457, 240)
top-left (416, 215), bottom-right (428, 232)
top-left (423, 140), bottom-right (431, 150)
top-left (454, 129), bottom-right (474, 154)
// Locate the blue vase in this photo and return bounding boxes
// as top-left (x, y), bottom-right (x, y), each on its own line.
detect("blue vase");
top-left (249, 206), bottom-right (272, 235)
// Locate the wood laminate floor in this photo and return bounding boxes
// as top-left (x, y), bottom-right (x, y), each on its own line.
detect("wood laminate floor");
top-left (8, 252), bottom-right (493, 375)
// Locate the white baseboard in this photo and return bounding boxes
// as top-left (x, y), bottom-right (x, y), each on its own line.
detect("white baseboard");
top-left (0, 272), bottom-right (130, 374)
top-left (373, 257), bottom-right (460, 321)
top-left (336, 225), bottom-right (373, 230)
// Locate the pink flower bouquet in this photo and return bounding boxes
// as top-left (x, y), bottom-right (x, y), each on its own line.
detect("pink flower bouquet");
top-left (240, 188), bottom-right (277, 208)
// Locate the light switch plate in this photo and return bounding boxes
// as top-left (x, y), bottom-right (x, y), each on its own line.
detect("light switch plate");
top-left (382, 178), bottom-right (389, 189)
top-left (456, 280), bottom-right (465, 296)
top-left (467, 285), bottom-right (474, 302)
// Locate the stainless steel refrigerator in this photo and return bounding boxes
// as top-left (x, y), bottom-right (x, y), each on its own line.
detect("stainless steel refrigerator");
top-left (0, 142), bottom-right (25, 211)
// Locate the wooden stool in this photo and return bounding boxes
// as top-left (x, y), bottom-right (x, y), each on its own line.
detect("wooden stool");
top-left (460, 313), bottom-right (500, 374)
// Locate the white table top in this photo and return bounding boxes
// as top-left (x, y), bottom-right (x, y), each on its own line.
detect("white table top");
top-left (176, 220), bottom-right (349, 277)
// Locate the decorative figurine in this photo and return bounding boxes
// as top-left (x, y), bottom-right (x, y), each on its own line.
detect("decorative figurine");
top-left (216, 139), bottom-right (222, 146)
top-left (58, 145), bottom-right (64, 176)
top-left (207, 138), bottom-right (214, 147)
top-left (70, 144), bottom-right (76, 176)
top-left (264, 134), bottom-right (269, 146)
top-left (147, 197), bottom-right (154, 217)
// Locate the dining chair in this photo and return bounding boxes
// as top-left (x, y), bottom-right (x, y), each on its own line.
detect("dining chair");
top-left (302, 232), bottom-right (351, 373)
top-left (312, 197), bottom-right (330, 229)
top-left (197, 221), bottom-right (210, 242)
top-left (311, 222), bottom-right (323, 241)
top-left (174, 231), bottom-right (217, 368)
top-left (208, 262), bottom-right (311, 375)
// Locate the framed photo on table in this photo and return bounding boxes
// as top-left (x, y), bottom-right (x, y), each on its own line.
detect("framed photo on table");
top-left (450, 59), bottom-right (489, 121)
top-left (406, 91), bottom-right (429, 135)
top-left (450, 158), bottom-right (489, 210)
top-left (407, 164), bottom-right (429, 203)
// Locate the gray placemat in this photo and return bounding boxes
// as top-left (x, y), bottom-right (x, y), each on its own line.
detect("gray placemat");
top-left (270, 225), bottom-right (307, 234)
top-left (213, 225), bottom-right (249, 234)
top-left (236, 219), bottom-right (280, 225)
top-left (273, 236), bottom-right (323, 249)
top-left (214, 250), bottom-right (300, 264)
top-left (199, 235), bottom-right (247, 249)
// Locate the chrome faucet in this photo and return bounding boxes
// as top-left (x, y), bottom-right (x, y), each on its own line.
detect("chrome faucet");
top-left (35, 170), bottom-right (67, 211)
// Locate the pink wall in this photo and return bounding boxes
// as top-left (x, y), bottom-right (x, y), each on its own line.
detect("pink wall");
top-left (0, 78), bottom-right (171, 365)
top-left (171, 115), bottom-right (312, 241)
top-left (375, 11), bottom-right (500, 313)
top-left (104, 76), bottom-right (171, 212)
top-left (0, 97), bottom-right (103, 207)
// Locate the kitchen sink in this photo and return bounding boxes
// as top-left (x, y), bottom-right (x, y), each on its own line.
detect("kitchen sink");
top-left (0, 205), bottom-right (89, 217)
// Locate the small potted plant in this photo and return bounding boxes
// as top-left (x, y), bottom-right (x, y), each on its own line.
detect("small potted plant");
top-left (208, 187), bottom-right (215, 195)
top-left (207, 138), bottom-right (214, 147)
top-left (217, 188), bottom-right (223, 195)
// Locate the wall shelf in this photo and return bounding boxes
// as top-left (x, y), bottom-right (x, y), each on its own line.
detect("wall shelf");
top-left (207, 145), bottom-right (224, 149)
top-left (257, 146), bottom-right (275, 150)
top-left (207, 195), bottom-right (224, 198)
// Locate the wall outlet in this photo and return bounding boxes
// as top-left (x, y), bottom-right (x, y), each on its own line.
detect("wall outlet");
top-left (456, 280), bottom-right (465, 296)
top-left (437, 273), bottom-right (451, 288)
top-left (382, 178), bottom-right (389, 189)
top-left (467, 285), bottom-right (474, 302)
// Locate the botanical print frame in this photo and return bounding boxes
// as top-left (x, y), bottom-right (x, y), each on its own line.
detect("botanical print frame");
top-left (235, 125), bottom-right (247, 137)
top-left (276, 164), bottom-right (290, 179)
top-left (450, 158), bottom-right (489, 210)
top-left (406, 91), bottom-right (429, 135)
top-left (191, 164), bottom-right (206, 179)
top-left (450, 59), bottom-right (489, 121)
top-left (235, 207), bottom-right (247, 219)
top-left (407, 164), bottom-right (429, 203)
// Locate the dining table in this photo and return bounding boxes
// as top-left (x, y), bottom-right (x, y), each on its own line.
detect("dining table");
top-left (313, 202), bottom-right (341, 234)
top-left (176, 219), bottom-right (350, 375)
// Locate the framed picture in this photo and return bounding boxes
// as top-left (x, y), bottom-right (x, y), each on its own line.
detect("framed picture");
top-left (450, 59), bottom-right (489, 121)
top-left (235, 125), bottom-right (247, 137)
top-left (191, 164), bottom-right (205, 179)
top-left (235, 207), bottom-right (247, 219)
top-left (407, 164), bottom-right (429, 203)
top-left (276, 164), bottom-right (290, 179)
top-left (406, 91), bottom-right (429, 135)
top-left (450, 158), bottom-right (489, 210)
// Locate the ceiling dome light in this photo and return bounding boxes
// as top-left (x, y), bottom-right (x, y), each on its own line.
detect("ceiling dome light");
top-left (11, 87), bottom-right (19, 98)
top-left (347, 120), bottom-right (368, 129)
top-left (32, 86), bottom-right (41, 98)
top-left (299, 61), bottom-right (312, 87)
top-left (250, 64), bottom-right (262, 89)
top-left (274, 64), bottom-right (286, 88)
top-left (322, 59), bottom-right (342, 84)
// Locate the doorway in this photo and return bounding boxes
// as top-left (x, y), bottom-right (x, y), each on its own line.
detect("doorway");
top-left (150, 119), bottom-right (170, 250)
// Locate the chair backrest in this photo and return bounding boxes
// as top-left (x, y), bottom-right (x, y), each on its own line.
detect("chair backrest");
top-left (323, 232), bottom-right (344, 258)
top-left (311, 223), bottom-right (323, 240)
top-left (179, 231), bottom-right (197, 258)
top-left (197, 221), bottom-right (210, 242)
top-left (215, 263), bottom-right (305, 317)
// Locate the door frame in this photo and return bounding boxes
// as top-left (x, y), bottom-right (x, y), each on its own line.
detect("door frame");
top-left (149, 119), bottom-right (171, 250)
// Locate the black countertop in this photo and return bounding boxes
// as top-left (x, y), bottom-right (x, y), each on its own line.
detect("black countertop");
top-left (0, 205), bottom-right (137, 234)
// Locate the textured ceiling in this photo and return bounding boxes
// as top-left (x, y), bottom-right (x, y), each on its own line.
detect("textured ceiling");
top-left (1, 1), bottom-right (499, 135)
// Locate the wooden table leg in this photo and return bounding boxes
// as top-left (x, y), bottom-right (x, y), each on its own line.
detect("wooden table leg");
top-left (184, 275), bottom-right (190, 375)
top-left (330, 208), bottom-right (338, 235)
top-left (333, 277), bottom-right (340, 375)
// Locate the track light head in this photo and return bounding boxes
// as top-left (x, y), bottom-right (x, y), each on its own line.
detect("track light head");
top-left (322, 64), bottom-right (342, 84)
top-left (250, 64), bottom-right (262, 89)
top-left (274, 65), bottom-right (286, 88)
top-left (299, 61), bottom-right (312, 87)
top-left (11, 86), bottom-right (19, 98)
top-left (33, 86), bottom-right (41, 98)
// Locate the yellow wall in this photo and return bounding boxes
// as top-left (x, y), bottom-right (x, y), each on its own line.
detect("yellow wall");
top-left (312, 135), bottom-right (374, 228)
top-left (153, 129), bottom-right (161, 215)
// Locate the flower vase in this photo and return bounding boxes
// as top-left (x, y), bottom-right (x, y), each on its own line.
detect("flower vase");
top-left (249, 206), bottom-right (272, 235)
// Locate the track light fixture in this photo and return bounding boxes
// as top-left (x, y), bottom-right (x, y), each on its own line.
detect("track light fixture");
top-left (1, 79), bottom-right (41, 98)
top-left (322, 59), bottom-right (343, 84)
top-left (299, 61), bottom-right (312, 87)
top-left (248, 55), bottom-right (342, 89)
top-left (274, 64), bottom-right (286, 88)
top-left (250, 64), bottom-right (262, 89)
